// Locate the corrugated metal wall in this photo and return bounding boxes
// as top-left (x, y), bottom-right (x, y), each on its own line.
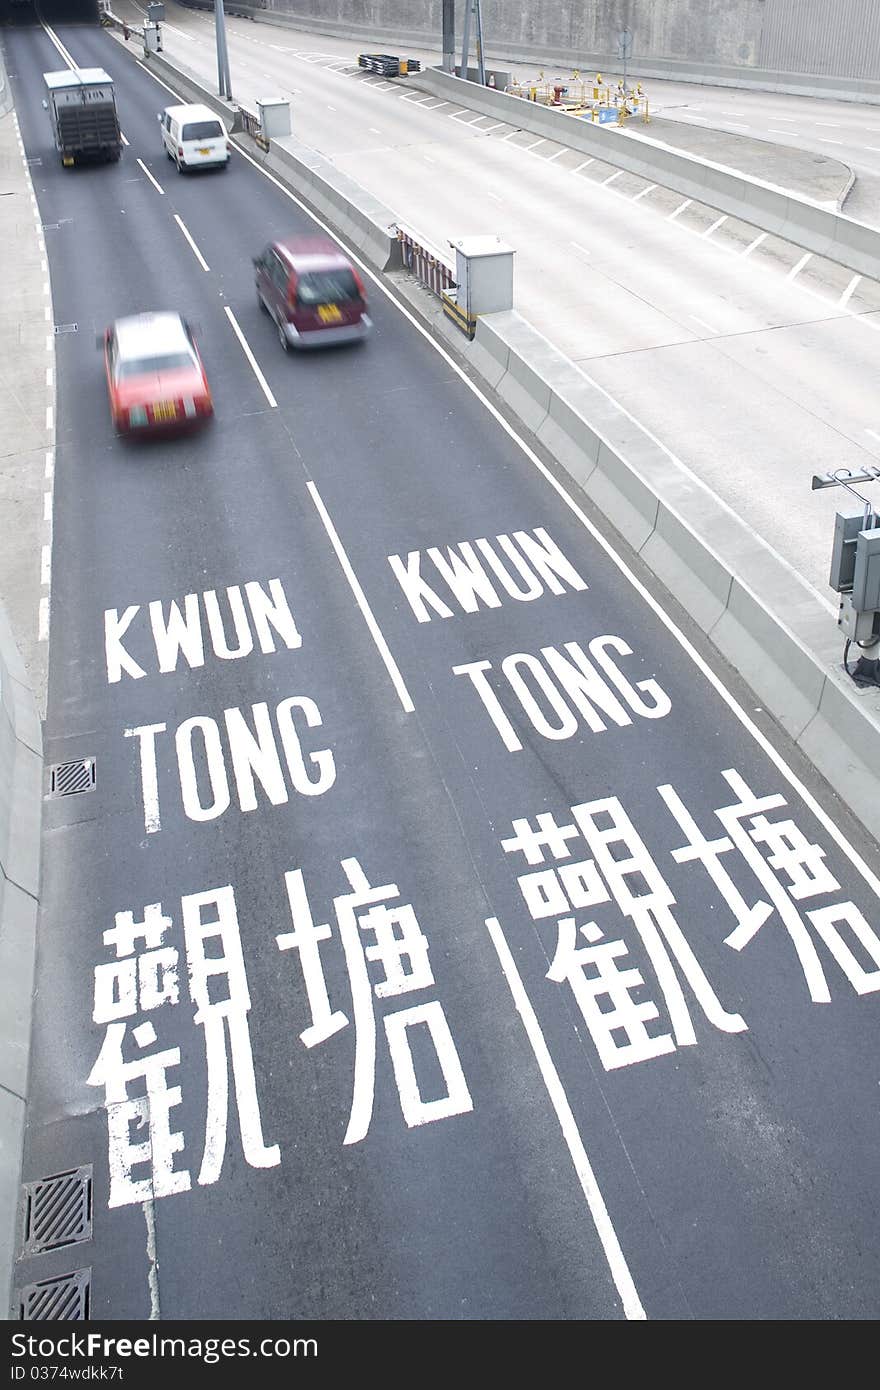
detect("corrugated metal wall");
top-left (760, 0), bottom-right (880, 77)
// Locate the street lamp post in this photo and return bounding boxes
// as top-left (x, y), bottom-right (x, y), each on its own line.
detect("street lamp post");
top-left (215, 0), bottom-right (233, 101)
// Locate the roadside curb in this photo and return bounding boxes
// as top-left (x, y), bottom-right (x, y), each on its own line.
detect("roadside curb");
top-left (0, 602), bottom-right (41, 1322)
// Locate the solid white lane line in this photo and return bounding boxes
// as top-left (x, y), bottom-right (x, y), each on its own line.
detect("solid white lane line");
top-left (136, 158), bottom-right (164, 195)
top-left (571, 241), bottom-right (591, 258)
top-left (120, 131), bottom-right (130, 146)
top-left (223, 307), bottom-right (277, 408)
top-left (690, 314), bottom-right (718, 333)
top-left (865, 428), bottom-right (880, 445)
top-left (174, 214), bottom-right (210, 271)
top-left (786, 251), bottom-right (812, 280)
top-left (741, 231), bottom-right (768, 256)
top-left (486, 917), bottom-right (646, 1321)
top-left (865, 146), bottom-right (880, 153)
top-left (307, 481), bottom-right (414, 713)
top-left (839, 274), bottom-right (861, 307)
top-left (41, 23), bottom-right (79, 70)
top-left (703, 214), bottom-right (728, 236)
top-left (136, 60), bottom-right (180, 99)
top-left (162, 96), bottom-right (880, 901)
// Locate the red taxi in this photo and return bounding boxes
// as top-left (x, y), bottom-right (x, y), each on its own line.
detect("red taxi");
top-left (103, 311), bottom-right (213, 434)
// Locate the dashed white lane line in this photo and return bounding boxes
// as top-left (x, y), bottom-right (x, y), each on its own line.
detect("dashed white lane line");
top-left (223, 307), bottom-right (277, 408)
top-left (631, 182), bottom-right (656, 200)
top-left (690, 314), bottom-right (718, 334)
top-left (839, 274), bottom-right (862, 307)
top-left (368, 127), bottom-right (382, 134)
top-left (703, 214), bottom-right (728, 237)
top-left (741, 231), bottom-right (768, 257)
top-left (45, 450), bottom-right (54, 480)
top-left (603, 169), bottom-right (624, 185)
top-left (38, 597), bottom-right (49, 643)
top-left (667, 198), bottom-right (692, 221)
top-left (174, 214), bottom-right (210, 272)
top-left (865, 428), bottom-right (880, 446)
top-left (819, 139), bottom-right (844, 145)
top-left (136, 158), bottom-right (165, 195)
top-left (722, 122), bottom-right (749, 131)
top-left (423, 154), bottom-right (436, 163)
top-left (769, 128), bottom-right (797, 136)
top-left (866, 146), bottom-right (880, 153)
top-left (487, 191), bottom-right (502, 202)
top-left (524, 137), bottom-right (547, 150)
top-left (41, 545), bottom-right (51, 586)
top-left (168, 90), bottom-right (880, 902)
top-left (573, 158), bottom-right (595, 173)
top-left (816, 122), bottom-right (841, 128)
top-left (45, 406), bottom-right (53, 433)
top-left (571, 241), bottom-right (591, 259)
top-left (307, 481), bottom-right (414, 714)
top-left (786, 250), bottom-right (812, 280)
top-left (327, 104), bottom-right (336, 111)
top-left (486, 916), bottom-right (645, 1321)
top-left (481, 121), bottom-right (507, 133)
top-left (43, 491), bottom-right (53, 522)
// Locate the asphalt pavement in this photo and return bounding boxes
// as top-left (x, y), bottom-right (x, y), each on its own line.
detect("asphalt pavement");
top-left (6, 18), bottom-right (880, 1319)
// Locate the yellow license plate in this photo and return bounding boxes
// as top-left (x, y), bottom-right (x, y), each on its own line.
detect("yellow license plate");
top-left (317, 304), bottom-right (343, 324)
top-left (198, 147), bottom-right (211, 154)
top-left (152, 401), bottom-right (177, 422)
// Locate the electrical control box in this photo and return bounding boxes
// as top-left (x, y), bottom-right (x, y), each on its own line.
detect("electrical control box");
top-left (829, 506), bottom-right (865, 593)
top-left (852, 525), bottom-right (880, 613)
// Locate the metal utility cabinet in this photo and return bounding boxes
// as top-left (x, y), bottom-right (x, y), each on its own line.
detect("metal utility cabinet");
top-left (43, 68), bottom-right (122, 166)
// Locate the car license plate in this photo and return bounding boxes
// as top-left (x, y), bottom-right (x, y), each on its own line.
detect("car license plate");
top-left (317, 304), bottom-right (343, 324)
top-left (152, 401), bottom-right (177, 422)
top-left (198, 147), bottom-right (211, 155)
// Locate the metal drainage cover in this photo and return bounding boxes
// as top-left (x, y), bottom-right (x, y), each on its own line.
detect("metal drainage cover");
top-left (53, 323), bottom-right (78, 335)
top-left (47, 758), bottom-right (96, 798)
top-left (23, 1166), bottom-right (93, 1255)
top-left (18, 1269), bottom-right (90, 1321)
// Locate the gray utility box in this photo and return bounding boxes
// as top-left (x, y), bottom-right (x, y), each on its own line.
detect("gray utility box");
top-left (257, 98), bottom-right (291, 139)
top-left (852, 525), bottom-right (880, 612)
top-left (147, 2), bottom-right (165, 19)
top-left (829, 505), bottom-right (865, 592)
top-left (143, 23), bottom-right (161, 55)
top-left (450, 235), bottom-right (515, 318)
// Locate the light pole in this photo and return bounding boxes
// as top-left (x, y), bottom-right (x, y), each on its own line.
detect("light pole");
top-left (215, 0), bottom-right (233, 101)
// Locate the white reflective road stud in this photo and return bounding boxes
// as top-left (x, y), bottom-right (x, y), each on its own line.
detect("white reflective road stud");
top-left (125, 723), bottom-right (167, 834)
top-left (384, 1001), bottom-right (473, 1127)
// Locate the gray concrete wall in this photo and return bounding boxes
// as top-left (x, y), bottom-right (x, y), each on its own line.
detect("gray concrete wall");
top-left (248, 0), bottom-right (880, 82)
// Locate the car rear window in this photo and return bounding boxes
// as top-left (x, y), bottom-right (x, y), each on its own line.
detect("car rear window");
top-left (295, 269), bottom-right (360, 305)
top-left (116, 350), bottom-right (195, 380)
top-left (182, 121), bottom-right (224, 141)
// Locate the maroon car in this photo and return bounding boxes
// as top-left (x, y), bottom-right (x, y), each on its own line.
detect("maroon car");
top-left (253, 236), bottom-right (372, 350)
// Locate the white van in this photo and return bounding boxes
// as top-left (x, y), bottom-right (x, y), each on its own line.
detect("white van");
top-left (158, 103), bottom-right (229, 173)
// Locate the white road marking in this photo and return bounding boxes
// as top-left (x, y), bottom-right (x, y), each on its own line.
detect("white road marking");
top-left (43, 491), bottom-right (52, 521)
top-left (41, 22), bottom-right (79, 70)
top-left (223, 307), bottom-right (277, 408)
top-left (488, 191), bottom-right (502, 201)
top-left (816, 122), bottom-right (841, 128)
top-left (819, 139), bottom-right (843, 145)
top-left (448, 108), bottom-right (470, 118)
top-left (38, 597), bottom-right (49, 642)
top-left (631, 182), bottom-right (656, 199)
top-left (369, 127), bottom-right (382, 135)
top-left (45, 450), bottom-right (54, 479)
top-left (602, 168), bottom-right (624, 185)
top-left (151, 87), bottom-right (880, 901)
top-left (865, 428), bottom-right (880, 446)
top-left (41, 545), bottom-right (51, 586)
top-left (501, 129), bottom-right (521, 141)
top-left (685, 114), bottom-right (708, 122)
top-left (524, 137), bottom-right (547, 150)
top-left (120, 131), bottom-right (130, 146)
top-left (486, 916), bottom-right (646, 1321)
top-left (481, 121), bottom-right (507, 132)
top-left (423, 154), bottom-right (436, 163)
top-left (690, 314), bottom-right (718, 333)
top-left (741, 231), bottom-right (768, 256)
top-left (865, 146), bottom-right (880, 153)
top-left (703, 214), bottom-right (728, 236)
top-left (839, 274), bottom-right (861, 307)
top-left (723, 122), bottom-right (749, 130)
top-left (572, 157), bottom-right (595, 172)
top-left (327, 104), bottom-right (336, 111)
top-left (136, 158), bottom-right (165, 196)
top-left (768, 128), bottom-right (797, 136)
top-left (174, 214), bottom-right (210, 272)
top-left (667, 198), bottom-right (692, 220)
top-left (307, 482), bottom-right (414, 713)
top-left (571, 241), bottom-right (591, 259)
top-left (45, 406), bottom-right (53, 432)
top-left (426, 100), bottom-right (449, 110)
top-left (786, 251), bottom-right (812, 280)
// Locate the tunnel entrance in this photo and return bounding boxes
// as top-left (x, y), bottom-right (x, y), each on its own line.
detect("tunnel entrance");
top-left (0, 0), bottom-right (100, 25)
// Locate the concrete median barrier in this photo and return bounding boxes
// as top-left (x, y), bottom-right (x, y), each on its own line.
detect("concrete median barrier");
top-left (0, 605), bottom-right (41, 1319)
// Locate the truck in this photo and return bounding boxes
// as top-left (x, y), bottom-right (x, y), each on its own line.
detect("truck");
top-left (42, 68), bottom-right (122, 167)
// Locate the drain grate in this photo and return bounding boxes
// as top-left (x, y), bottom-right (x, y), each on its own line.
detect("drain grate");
top-left (47, 758), bottom-right (96, 798)
top-left (53, 323), bottom-right (78, 335)
top-left (23, 1166), bottom-right (93, 1255)
top-left (26, 157), bottom-right (42, 168)
top-left (18, 1269), bottom-right (90, 1321)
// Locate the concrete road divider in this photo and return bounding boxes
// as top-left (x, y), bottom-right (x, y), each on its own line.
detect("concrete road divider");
top-left (0, 605), bottom-right (41, 1318)
top-left (407, 67), bottom-right (880, 280)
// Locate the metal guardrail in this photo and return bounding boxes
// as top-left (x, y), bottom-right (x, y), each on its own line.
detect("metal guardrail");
top-left (397, 225), bottom-right (456, 297)
top-left (236, 103), bottom-right (267, 148)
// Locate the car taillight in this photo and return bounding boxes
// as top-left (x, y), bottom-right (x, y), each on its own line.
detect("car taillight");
top-left (177, 147), bottom-right (184, 157)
